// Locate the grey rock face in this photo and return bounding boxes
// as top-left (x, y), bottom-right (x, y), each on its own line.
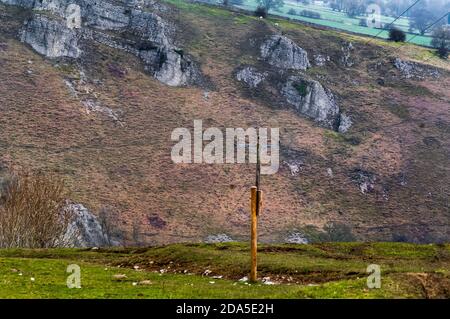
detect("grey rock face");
top-left (129, 10), bottom-right (170, 46)
top-left (155, 49), bottom-right (198, 86)
top-left (327, 167), bottom-right (333, 177)
top-left (340, 42), bottom-right (354, 67)
top-left (350, 169), bottom-right (376, 194)
top-left (3, 0), bottom-right (199, 86)
top-left (338, 113), bottom-right (352, 133)
top-left (393, 58), bottom-right (415, 79)
top-left (313, 54), bottom-right (330, 67)
top-left (34, 0), bottom-right (79, 16)
top-left (393, 58), bottom-right (440, 79)
top-left (87, 1), bottom-right (130, 30)
top-left (136, 46), bottom-right (199, 86)
top-left (260, 35), bottom-right (310, 70)
top-left (281, 75), bottom-right (340, 130)
top-left (85, 1), bottom-right (131, 30)
top-left (20, 14), bottom-right (81, 58)
top-left (236, 66), bottom-right (266, 88)
top-left (64, 204), bottom-right (111, 247)
top-left (283, 160), bottom-right (302, 176)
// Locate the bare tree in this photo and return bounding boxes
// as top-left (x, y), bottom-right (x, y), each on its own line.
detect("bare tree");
top-left (0, 172), bottom-right (73, 248)
top-left (98, 206), bottom-right (125, 246)
top-left (131, 219), bottom-right (140, 246)
top-left (409, 8), bottom-right (436, 35)
top-left (431, 26), bottom-right (450, 58)
top-left (257, 0), bottom-right (284, 12)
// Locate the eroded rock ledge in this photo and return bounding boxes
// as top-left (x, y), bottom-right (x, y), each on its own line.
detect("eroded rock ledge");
top-left (260, 35), bottom-right (310, 71)
top-left (237, 34), bottom-right (351, 132)
top-left (2, 0), bottom-right (200, 86)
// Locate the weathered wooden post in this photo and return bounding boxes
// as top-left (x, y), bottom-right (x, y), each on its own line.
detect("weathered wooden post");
top-left (250, 132), bottom-right (263, 283)
top-left (250, 186), bottom-right (258, 282)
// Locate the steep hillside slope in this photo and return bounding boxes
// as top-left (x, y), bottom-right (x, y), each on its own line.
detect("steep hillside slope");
top-left (0, 0), bottom-right (449, 244)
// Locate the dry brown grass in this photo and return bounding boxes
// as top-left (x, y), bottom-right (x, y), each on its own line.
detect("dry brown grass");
top-left (0, 2), bottom-right (448, 244)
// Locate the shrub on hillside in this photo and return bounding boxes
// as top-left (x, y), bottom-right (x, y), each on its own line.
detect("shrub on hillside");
top-left (294, 223), bottom-right (356, 243)
top-left (0, 172), bottom-right (73, 248)
top-left (388, 27), bottom-right (406, 42)
top-left (322, 222), bottom-right (356, 242)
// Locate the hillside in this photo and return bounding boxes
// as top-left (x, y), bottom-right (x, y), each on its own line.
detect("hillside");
top-left (0, 243), bottom-right (449, 298)
top-left (0, 0), bottom-right (449, 245)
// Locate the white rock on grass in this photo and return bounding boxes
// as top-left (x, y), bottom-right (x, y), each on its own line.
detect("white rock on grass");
top-left (205, 234), bottom-right (234, 243)
top-left (285, 231), bottom-right (309, 244)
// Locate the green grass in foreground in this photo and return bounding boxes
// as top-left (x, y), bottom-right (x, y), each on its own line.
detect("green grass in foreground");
top-left (0, 243), bottom-right (449, 298)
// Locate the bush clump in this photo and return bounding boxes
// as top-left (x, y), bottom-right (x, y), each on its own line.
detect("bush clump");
top-left (254, 6), bottom-right (268, 18)
top-left (0, 172), bottom-right (73, 248)
top-left (388, 27), bottom-right (406, 42)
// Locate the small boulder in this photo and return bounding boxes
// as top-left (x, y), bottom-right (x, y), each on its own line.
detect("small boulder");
top-left (284, 231), bottom-right (308, 244)
top-left (205, 234), bottom-right (234, 243)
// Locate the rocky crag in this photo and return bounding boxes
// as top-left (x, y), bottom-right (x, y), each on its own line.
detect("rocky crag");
top-left (5, 0), bottom-right (352, 130)
top-left (2, 0), bottom-right (201, 86)
top-left (237, 34), bottom-right (351, 131)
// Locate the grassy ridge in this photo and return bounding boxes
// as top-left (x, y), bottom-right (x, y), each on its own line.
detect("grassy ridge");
top-left (193, 0), bottom-right (433, 46)
top-left (0, 243), bottom-right (449, 298)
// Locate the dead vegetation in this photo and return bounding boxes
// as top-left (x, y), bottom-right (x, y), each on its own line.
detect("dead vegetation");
top-left (0, 172), bottom-right (73, 248)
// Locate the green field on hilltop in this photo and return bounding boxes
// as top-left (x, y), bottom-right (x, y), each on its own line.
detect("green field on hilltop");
top-left (0, 243), bottom-right (449, 298)
top-left (193, 0), bottom-right (433, 46)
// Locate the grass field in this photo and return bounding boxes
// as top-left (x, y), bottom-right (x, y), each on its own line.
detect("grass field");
top-left (199, 0), bottom-right (433, 46)
top-left (0, 243), bottom-right (449, 298)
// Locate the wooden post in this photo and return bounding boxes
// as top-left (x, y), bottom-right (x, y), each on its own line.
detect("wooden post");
top-left (249, 130), bottom-right (264, 283)
top-left (250, 186), bottom-right (258, 282)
